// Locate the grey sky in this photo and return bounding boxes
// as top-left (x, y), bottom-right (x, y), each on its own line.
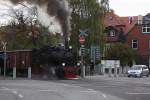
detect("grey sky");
top-left (1, 0), bottom-right (150, 23)
top-left (0, 1), bottom-right (62, 33)
top-left (110, 0), bottom-right (150, 16)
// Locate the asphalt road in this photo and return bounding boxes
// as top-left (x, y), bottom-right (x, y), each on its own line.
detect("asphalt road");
top-left (0, 79), bottom-right (119, 100)
top-left (0, 76), bottom-right (150, 100)
top-left (54, 75), bottom-right (150, 100)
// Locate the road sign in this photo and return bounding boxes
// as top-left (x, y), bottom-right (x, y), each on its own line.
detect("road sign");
top-left (79, 36), bottom-right (85, 44)
top-left (79, 29), bottom-right (88, 37)
top-left (91, 46), bottom-right (101, 64)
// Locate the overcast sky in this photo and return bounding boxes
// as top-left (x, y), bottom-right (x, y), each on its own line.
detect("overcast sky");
top-left (109, 0), bottom-right (150, 16)
top-left (1, 0), bottom-right (150, 23)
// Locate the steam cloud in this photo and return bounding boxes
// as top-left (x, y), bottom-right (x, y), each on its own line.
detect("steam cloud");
top-left (9, 0), bottom-right (70, 37)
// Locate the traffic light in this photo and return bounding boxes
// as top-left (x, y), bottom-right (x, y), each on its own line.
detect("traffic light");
top-left (81, 47), bottom-right (85, 56)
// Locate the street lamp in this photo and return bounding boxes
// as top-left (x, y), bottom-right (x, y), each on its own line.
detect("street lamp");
top-left (77, 62), bottom-right (80, 66)
top-left (1, 41), bottom-right (7, 77)
top-left (62, 63), bottom-right (66, 67)
top-left (69, 45), bottom-right (72, 50)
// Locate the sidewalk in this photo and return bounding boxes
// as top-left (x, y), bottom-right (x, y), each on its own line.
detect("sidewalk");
top-left (84, 74), bottom-right (150, 84)
top-left (0, 76), bottom-right (32, 80)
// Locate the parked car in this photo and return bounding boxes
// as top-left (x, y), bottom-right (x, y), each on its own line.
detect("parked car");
top-left (128, 65), bottom-right (149, 77)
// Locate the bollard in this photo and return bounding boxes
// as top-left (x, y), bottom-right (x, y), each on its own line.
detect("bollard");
top-left (108, 66), bottom-right (112, 77)
top-left (114, 64), bottom-right (117, 77)
top-left (13, 67), bottom-right (16, 79)
top-left (28, 67), bottom-right (32, 79)
top-left (119, 67), bottom-right (122, 77)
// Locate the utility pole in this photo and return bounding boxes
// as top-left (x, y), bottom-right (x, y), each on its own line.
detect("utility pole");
top-left (79, 0), bottom-right (87, 78)
top-left (1, 41), bottom-right (7, 77)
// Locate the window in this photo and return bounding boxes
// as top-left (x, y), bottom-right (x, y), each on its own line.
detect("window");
top-left (109, 16), bottom-right (113, 20)
top-left (142, 25), bottom-right (150, 33)
top-left (132, 40), bottom-right (138, 49)
top-left (110, 30), bottom-right (115, 36)
top-left (149, 40), bottom-right (150, 49)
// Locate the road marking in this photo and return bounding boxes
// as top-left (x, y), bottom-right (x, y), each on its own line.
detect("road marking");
top-left (39, 90), bottom-right (57, 92)
top-left (12, 90), bottom-right (18, 94)
top-left (1, 87), bottom-right (9, 90)
top-left (126, 92), bottom-right (150, 95)
top-left (71, 85), bottom-right (81, 88)
top-left (94, 85), bottom-right (117, 88)
top-left (18, 94), bottom-right (24, 98)
top-left (102, 93), bottom-right (107, 98)
top-left (60, 83), bottom-right (70, 87)
top-left (87, 89), bottom-right (95, 91)
top-left (0, 94), bottom-right (9, 96)
top-left (80, 89), bottom-right (97, 93)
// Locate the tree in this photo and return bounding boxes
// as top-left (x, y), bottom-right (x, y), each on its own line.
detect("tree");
top-left (105, 43), bottom-right (135, 66)
top-left (119, 28), bottom-right (126, 43)
top-left (68, 0), bottom-right (109, 63)
top-left (0, 4), bottom-right (61, 50)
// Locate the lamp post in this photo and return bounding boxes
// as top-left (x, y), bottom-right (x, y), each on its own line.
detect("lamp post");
top-left (1, 41), bottom-right (7, 77)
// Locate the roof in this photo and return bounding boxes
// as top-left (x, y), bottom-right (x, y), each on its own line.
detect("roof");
top-left (104, 11), bottom-right (138, 34)
top-left (104, 11), bottom-right (122, 27)
top-left (120, 16), bottom-right (138, 33)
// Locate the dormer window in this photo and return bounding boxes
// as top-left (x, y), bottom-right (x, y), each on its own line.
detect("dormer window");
top-left (142, 25), bottom-right (150, 33)
top-left (105, 26), bottom-right (116, 37)
top-left (109, 16), bottom-right (113, 20)
top-left (109, 30), bottom-right (115, 37)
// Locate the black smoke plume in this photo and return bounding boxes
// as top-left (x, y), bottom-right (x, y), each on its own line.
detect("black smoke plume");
top-left (9, 0), bottom-right (70, 47)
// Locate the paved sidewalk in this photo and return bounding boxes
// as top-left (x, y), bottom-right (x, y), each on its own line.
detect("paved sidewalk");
top-left (84, 74), bottom-right (150, 84)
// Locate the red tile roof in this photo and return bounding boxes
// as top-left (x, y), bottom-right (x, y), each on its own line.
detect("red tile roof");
top-left (120, 16), bottom-right (138, 33)
top-left (104, 11), bottom-right (122, 26)
top-left (104, 11), bottom-right (138, 34)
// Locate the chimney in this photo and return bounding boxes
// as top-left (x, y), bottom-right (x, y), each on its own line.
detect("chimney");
top-left (138, 15), bottom-right (143, 25)
top-left (128, 17), bottom-right (133, 24)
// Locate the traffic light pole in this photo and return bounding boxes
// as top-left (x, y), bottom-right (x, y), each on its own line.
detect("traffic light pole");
top-left (81, 45), bottom-right (85, 78)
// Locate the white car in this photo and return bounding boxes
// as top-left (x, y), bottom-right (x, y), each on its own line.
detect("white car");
top-left (128, 65), bottom-right (149, 77)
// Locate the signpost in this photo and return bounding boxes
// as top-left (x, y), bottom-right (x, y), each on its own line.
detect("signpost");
top-left (1, 41), bottom-right (7, 77)
top-left (91, 46), bottom-right (101, 74)
top-left (79, 29), bottom-right (87, 78)
top-left (91, 46), bottom-right (101, 64)
top-left (79, 36), bottom-right (85, 44)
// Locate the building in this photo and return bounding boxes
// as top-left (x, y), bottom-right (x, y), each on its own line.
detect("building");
top-left (126, 13), bottom-right (150, 65)
top-left (104, 10), bottom-right (138, 45)
top-left (104, 11), bottom-right (150, 66)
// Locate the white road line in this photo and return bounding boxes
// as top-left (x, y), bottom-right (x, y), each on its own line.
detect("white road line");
top-left (60, 83), bottom-right (70, 87)
top-left (102, 93), bottom-right (107, 98)
top-left (18, 94), bottom-right (24, 98)
top-left (80, 90), bottom-right (97, 93)
top-left (71, 85), bottom-right (81, 88)
top-left (87, 89), bottom-right (95, 91)
top-left (126, 92), bottom-right (150, 95)
top-left (39, 90), bottom-right (57, 92)
top-left (0, 94), bottom-right (9, 96)
top-left (0, 87), bottom-right (24, 99)
top-left (0, 88), bottom-right (15, 91)
top-left (94, 85), bottom-right (117, 88)
top-left (1, 87), bottom-right (9, 90)
top-left (12, 90), bottom-right (18, 94)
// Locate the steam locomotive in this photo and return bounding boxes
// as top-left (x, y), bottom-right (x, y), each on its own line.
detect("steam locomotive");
top-left (32, 45), bottom-right (80, 79)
